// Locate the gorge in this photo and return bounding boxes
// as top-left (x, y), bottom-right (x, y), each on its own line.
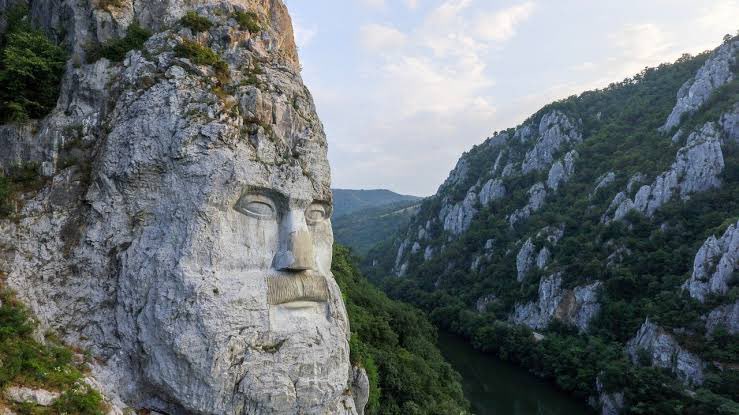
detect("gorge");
top-left (0, 0), bottom-right (738, 414)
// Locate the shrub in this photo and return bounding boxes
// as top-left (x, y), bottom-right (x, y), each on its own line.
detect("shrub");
top-left (174, 39), bottom-right (229, 82)
top-left (180, 11), bottom-right (212, 33)
top-left (233, 11), bottom-right (262, 33)
top-left (0, 10), bottom-right (66, 122)
top-left (90, 22), bottom-right (150, 62)
top-left (0, 175), bottom-right (11, 217)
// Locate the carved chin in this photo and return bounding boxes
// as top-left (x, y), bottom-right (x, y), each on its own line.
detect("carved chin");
top-left (266, 273), bottom-right (330, 305)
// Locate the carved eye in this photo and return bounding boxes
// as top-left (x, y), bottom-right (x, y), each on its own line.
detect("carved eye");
top-left (235, 195), bottom-right (277, 220)
top-left (305, 203), bottom-right (329, 224)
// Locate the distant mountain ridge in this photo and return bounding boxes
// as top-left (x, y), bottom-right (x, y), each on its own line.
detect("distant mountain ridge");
top-left (334, 199), bottom-right (422, 256)
top-left (332, 188), bottom-right (421, 218)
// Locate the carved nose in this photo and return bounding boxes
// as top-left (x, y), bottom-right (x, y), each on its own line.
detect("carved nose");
top-left (274, 211), bottom-right (317, 272)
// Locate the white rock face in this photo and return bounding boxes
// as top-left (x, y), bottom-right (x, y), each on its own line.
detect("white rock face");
top-left (720, 103), bottom-right (739, 142)
top-left (441, 191), bottom-right (479, 235)
top-left (626, 319), bottom-right (704, 386)
top-left (595, 376), bottom-right (624, 415)
top-left (509, 182), bottom-right (547, 226)
top-left (604, 123), bottom-right (725, 222)
top-left (4, 387), bottom-right (59, 407)
top-left (661, 39), bottom-right (739, 131)
top-left (516, 239), bottom-right (536, 282)
top-left (522, 111), bottom-right (582, 174)
top-left (511, 274), bottom-right (601, 332)
top-left (547, 150), bottom-right (578, 191)
top-left (705, 300), bottom-right (739, 336)
top-left (590, 172), bottom-right (615, 199)
top-left (479, 178), bottom-right (506, 206)
top-left (682, 220), bottom-right (739, 302)
top-left (0, 1), bottom-right (366, 414)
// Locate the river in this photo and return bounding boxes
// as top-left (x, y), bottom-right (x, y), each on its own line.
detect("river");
top-left (437, 331), bottom-right (592, 415)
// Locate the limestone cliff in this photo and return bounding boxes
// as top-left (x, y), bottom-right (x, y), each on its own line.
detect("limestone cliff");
top-left (0, 0), bottom-right (367, 414)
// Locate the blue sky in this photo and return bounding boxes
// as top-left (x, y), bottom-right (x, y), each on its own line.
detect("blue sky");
top-left (283, 0), bottom-right (738, 196)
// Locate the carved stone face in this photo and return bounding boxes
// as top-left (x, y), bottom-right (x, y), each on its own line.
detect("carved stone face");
top-left (98, 73), bottom-right (351, 413)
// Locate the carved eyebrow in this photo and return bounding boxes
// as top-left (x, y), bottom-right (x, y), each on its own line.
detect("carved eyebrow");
top-left (239, 186), bottom-right (289, 208)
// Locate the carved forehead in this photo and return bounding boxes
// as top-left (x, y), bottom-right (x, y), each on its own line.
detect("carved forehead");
top-left (235, 157), bottom-right (332, 204)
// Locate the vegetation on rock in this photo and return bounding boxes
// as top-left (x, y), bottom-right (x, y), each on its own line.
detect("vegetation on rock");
top-left (0, 288), bottom-right (106, 414)
top-left (180, 11), bottom-right (213, 33)
top-left (174, 39), bottom-right (229, 81)
top-left (0, 7), bottom-right (66, 123)
top-left (233, 11), bottom-right (262, 33)
top-left (88, 22), bottom-right (150, 63)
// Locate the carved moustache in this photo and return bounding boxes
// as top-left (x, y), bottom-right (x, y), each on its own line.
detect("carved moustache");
top-left (266, 273), bottom-right (329, 305)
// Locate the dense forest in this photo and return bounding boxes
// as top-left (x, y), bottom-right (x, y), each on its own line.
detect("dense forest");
top-left (332, 245), bottom-right (469, 415)
top-left (363, 35), bottom-right (739, 414)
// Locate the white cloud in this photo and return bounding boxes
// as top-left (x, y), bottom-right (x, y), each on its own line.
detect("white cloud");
top-left (360, 0), bottom-right (386, 9)
top-left (359, 23), bottom-right (408, 51)
top-left (475, 1), bottom-right (536, 42)
top-left (292, 18), bottom-right (317, 49)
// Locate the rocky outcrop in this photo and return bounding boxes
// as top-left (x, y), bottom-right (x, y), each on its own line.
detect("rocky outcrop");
top-left (720, 103), bottom-right (739, 142)
top-left (522, 111), bottom-right (582, 174)
top-left (475, 294), bottom-right (497, 313)
top-left (441, 191), bottom-right (479, 235)
top-left (626, 319), bottom-right (704, 386)
top-left (516, 239), bottom-right (536, 282)
top-left (661, 39), bottom-right (738, 131)
top-left (4, 386), bottom-right (59, 407)
top-left (595, 376), bottom-right (624, 415)
top-left (604, 123), bottom-right (725, 222)
top-left (509, 182), bottom-right (547, 226)
top-left (705, 300), bottom-right (739, 336)
top-left (351, 367), bottom-right (370, 415)
top-left (590, 172), bottom-right (615, 199)
top-left (682, 220), bottom-right (739, 301)
top-left (511, 274), bottom-right (601, 332)
top-left (0, 1), bottom-right (365, 414)
top-left (479, 177), bottom-right (506, 205)
top-left (547, 150), bottom-right (578, 191)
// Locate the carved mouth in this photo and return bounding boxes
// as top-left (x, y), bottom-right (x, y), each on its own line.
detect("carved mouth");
top-left (266, 273), bottom-right (329, 305)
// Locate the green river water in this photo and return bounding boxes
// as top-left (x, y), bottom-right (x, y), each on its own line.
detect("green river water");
top-left (437, 331), bottom-right (592, 415)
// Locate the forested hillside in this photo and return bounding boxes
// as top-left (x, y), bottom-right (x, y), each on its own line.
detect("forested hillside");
top-left (332, 245), bottom-right (469, 415)
top-left (365, 35), bottom-right (739, 414)
top-left (334, 199), bottom-right (421, 256)
top-left (332, 189), bottom-right (421, 217)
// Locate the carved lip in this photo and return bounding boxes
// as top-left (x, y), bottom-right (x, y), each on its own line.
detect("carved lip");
top-left (266, 273), bottom-right (329, 305)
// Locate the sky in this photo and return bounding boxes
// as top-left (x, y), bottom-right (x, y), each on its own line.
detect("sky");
top-left (283, 0), bottom-right (738, 196)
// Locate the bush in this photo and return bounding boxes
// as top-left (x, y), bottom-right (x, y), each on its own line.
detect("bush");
top-left (174, 39), bottom-right (229, 81)
top-left (233, 11), bottom-right (262, 33)
top-left (180, 11), bottom-right (212, 33)
top-left (0, 289), bottom-right (106, 414)
top-left (89, 22), bottom-right (150, 62)
top-left (0, 175), bottom-right (11, 217)
top-left (0, 9), bottom-right (66, 122)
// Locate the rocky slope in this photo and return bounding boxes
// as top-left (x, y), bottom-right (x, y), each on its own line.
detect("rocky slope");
top-left (366, 36), bottom-right (739, 414)
top-left (0, 1), bottom-right (368, 414)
